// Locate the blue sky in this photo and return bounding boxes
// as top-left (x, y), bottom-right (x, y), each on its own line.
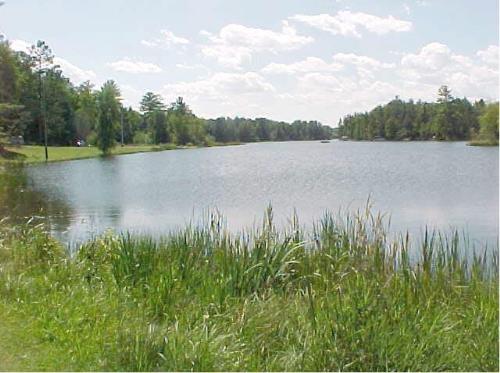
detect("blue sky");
top-left (1, 0), bottom-right (498, 125)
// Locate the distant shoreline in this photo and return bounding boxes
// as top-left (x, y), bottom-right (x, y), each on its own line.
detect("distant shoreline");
top-left (337, 138), bottom-right (498, 146)
top-left (2, 138), bottom-right (497, 165)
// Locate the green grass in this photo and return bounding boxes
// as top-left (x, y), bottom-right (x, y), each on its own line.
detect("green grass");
top-left (0, 142), bottom-right (243, 164)
top-left (0, 144), bottom-right (162, 164)
top-left (0, 209), bottom-right (497, 371)
top-left (468, 139), bottom-right (499, 146)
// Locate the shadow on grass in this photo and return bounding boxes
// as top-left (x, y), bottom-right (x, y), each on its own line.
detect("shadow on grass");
top-left (0, 148), bottom-right (27, 162)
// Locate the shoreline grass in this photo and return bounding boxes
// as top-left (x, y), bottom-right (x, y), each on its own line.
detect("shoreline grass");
top-left (468, 139), bottom-right (499, 146)
top-left (0, 209), bottom-right (498, 371)
top-left (0, 142), bottom-right (243, 164)
top-left (0, 144), bottom-right (161, 164)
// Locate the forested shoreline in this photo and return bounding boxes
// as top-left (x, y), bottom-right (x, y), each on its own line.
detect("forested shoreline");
top-left (1, 39), bottom-right (498, 157)
top-left (339, 86), bottom-right (498, 144)
top-left (0, 40), bottom-right (333, 156)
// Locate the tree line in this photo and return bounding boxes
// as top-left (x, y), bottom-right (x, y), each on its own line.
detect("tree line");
top-left (0, 39), bottom-right (333, 155)
top-left (2, 39), bottom-right (497, 154)
top-left (338, 86), bottom-right (498, 143)
top-left (206, 117), bottom-right (332, 143)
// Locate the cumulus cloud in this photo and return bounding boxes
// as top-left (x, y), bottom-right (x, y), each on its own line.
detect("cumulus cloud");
top-left (141, 29), bottom-right (189, 48)
top-left (401, 42), bottom-right (452, 71)
top-left (332, 53), bottom-right (395, 77)
top-left (261, 57), bottom-right (343, 75)
top-left (159, 72), bottom-right (277, 119)
top-left (261, 53), bottom-right (393, 77)
top-left (400, 42), bottom-right (498, 100)
top-left (415, 0), bottom-right (430, 6)
top-left (296, 72), bottom-right (398, 105)
top-left (476, 45), bottom-right (499, 66)
top-left (269, 70), bottom-right (401, 124)
top-left (200, 21), bottom-right (313, 68)
top-left (119, 84), bottom-right (143, 108)
top-left (108, 58), bottom-right (162, 73)
top-left (332, 53), bottom-right (394, 69)
top-left (53, 57), bottom-right (97, 84)
top-left (175, 63), bottom-right (206, 70)
top-left (163, 71), bottom-right (274, 101)
top-left (289, 11), bottom-right (412, 38)
top-left (10, 39), bottom-right (97, 84)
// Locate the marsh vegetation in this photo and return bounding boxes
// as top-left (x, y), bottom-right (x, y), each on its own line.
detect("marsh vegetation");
top-left (0, 208), bottom-right (497, 371)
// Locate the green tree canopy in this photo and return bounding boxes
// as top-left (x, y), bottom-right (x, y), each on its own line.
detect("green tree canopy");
top-left (74, 81), bottom-right (97, 141)
top-left (339, 87), bottom-right (483, 141)
top-left (0, 41), bottom-right (20, 103)
top-left (96, 80), bottom-right (121, 154)
top-left (478, 103), bottom-right (499, 145)
top-left (140, 92), bottom-right (165, 115)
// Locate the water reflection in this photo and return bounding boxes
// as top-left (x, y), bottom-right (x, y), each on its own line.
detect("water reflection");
top-left (0, 163), bottom-right (73, 236)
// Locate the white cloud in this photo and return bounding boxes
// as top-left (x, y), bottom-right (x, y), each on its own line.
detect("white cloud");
top-left (200, 21), bottom-right (313, 68)
top-left (163, 71), bottom-right (274, 101)
top-left (175, 63), bottom-right (210, 74)
top-left (141, 29), bottom-right (189, 48)
top-left (261, 53), bottom-right (393, 77)
top-left (201, 44), bottom-right (253, 69)
top-left (332, 53), bottom-right (395, 78)
top-left (160, 72), bottom-right (278, 119)
top-left (401, 42), bottom-right (451, 71)
top-left (176, 63), bottom-right (203, 69)
top-left (276, 71), bottom-right (400, 123)
top-left (9, 39), bottom-right (31, 53)
top-left (10, 39), bottom-right (97, 85)
top-left (261, 57), bottom-right (343, 75)
top-left (477, 45), bottom-right (499, 66)
top-left (333, 52), bottom-right (395, 69)
top-left (289, 11), bottom-right (412, 38)
top-left (119, 84), bottom-right (143, 108)
top-left (399, 42), bottom-right (498, 101)
top-left (53, 57), bottom-right (97, 84)
top-left (415, 0), bottom-right (430, 6)
top-left (108, 58), bottom-right (162, 73)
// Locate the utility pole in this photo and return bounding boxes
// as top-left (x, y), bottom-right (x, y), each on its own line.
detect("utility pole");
top-left (43, 79), bottom-right (48, 161)
top-left (39, 59), bottom-right (48, 161)
top-left (44, 116), bottom-right (48, 160)
top-left (120, 107), bottom-right (124, 146)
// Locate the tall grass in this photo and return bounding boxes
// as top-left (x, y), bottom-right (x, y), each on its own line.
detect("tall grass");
top-left (0, 208), bottom-right (497, 371)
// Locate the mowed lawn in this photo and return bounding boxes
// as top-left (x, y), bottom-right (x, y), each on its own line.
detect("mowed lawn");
top-left (1, 145), bottom-right (158, 164)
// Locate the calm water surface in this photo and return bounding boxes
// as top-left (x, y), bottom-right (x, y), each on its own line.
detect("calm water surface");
top-left (6, 141), bottom-right (499, 246)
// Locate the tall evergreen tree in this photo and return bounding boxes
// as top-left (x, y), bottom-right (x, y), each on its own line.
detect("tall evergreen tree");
top-left (140, 92), bottom-right (165, 115)
top-left (29, 40), bottom-right (53, 159)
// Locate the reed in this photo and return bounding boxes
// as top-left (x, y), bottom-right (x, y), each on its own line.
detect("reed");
top-left (0, 208), bottom-right (497, 371)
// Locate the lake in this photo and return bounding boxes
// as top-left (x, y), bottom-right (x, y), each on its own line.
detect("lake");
top-left (3, 141), bottom-right (498, 247)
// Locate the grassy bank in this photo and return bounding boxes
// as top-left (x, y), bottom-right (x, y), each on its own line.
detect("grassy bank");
top-left (0, 142), bottom-right (242, 164)
top-left (0, 144), bottom-right (161, 164)
top-left (0, 210), bottom-right (498, 371)
top-left (468, 139), bottom-right (499, 146)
